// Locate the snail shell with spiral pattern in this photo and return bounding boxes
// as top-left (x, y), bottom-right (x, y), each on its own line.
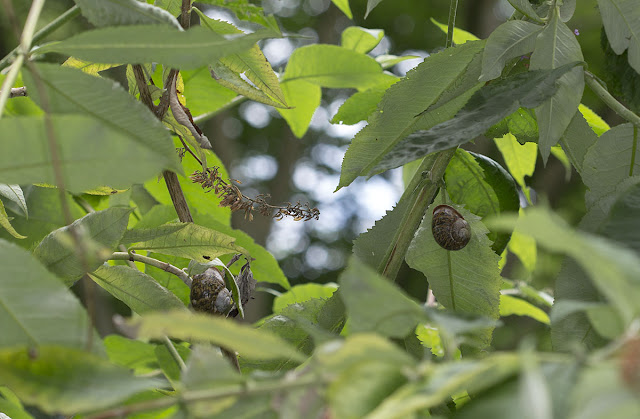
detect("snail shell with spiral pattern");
top-left (431, 204), bottom-right (471, 250)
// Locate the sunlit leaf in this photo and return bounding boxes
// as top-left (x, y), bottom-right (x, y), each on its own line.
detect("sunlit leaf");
top-left (341, 26), bottom-right (384, 54)
top-left (430, 18), bottom-right (480, 45)
top-left (500, 295), bottom-right (549, 324)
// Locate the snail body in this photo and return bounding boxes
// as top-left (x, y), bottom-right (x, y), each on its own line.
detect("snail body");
top-left (190, 267), bottom-right (234, 315)
top-left (432, 204), bottom-right (470, 250)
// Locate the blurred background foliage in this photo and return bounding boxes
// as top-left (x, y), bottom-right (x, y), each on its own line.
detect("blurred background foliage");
top-left (0, 0), bottom-right (624, 348)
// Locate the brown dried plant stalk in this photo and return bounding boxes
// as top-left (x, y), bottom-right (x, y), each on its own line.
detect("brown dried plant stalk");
top-left (191, 167), bottom-right (320, 222)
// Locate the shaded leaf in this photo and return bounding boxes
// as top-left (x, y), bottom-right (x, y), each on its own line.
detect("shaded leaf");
top-left (597, 0), bottom-right (640, 74)
top-left (128, 310), bottom-right (306, 362)
top-left (122, 222), bottom-right (247, 263)
top-left (38, 26), bottom-right (277, 71)
top-left (508, 0), bottom-right (544, 23)
top-left (0, 184), bottom-right (27, 217)
top-left (74, 0), bottom-right (181, 28)
top-left (89, 265), bottom-right (186, 314)
top-left (0, 346), bottom-right (159, 415)
top-left (0, 240), bottom-right (96, 350)
top-left (34, 207), bottom-right (132, 283)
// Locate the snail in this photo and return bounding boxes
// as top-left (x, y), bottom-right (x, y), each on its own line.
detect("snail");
top-left (190, 267), bottom-right (234, 315)
top-left (431, 204), bottom-right (471, 250)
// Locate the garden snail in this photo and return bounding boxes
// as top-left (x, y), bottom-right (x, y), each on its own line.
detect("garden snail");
top-left (432, 204), bottom-right (471, 250)
top-left (190, 267), bottom-right (234, 315)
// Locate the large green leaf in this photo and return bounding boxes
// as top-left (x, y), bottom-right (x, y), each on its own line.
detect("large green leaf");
top-left (0, 240), bottom-right (96, 350)
top-left (445, 150), bottom-right (520, 254)
top-left (530, 9), bottom-right (584, 162)
top-left (341, 26), bottom-right (384, 54)
top-left (74, 0), bottom-right (181, 29)
top-left (121, 222), bottom-right (247, 263)
top-left (193, 213), bottom-right (290, 289)
top-left (583, 123), bottom-right (640, 207)
top-left (34, 207), bottom-right (132, 284)
top-left (89, 265), bottom-right (186, 314)
top-left (0, 346), bottom-right (159, 415)
top-left (365, 62), bottom-right (579, 179)
top-left (182, 66), bottom-right (238, 118)
top-left (281, 44), bottom-right (393, 90)
top-left (488, 207), bottom-right (640, 326)
top-left (338, 40), bottom-right (486, 189)
top-left (37, 26), bottom-right (276, 71)
top-left (24, 63), bottom-right (180, 174)
top-left (597, 0), bottom-right (640, 74)
top-left (0, 115), bottom-right (175, 193)
top-left (277, 79), bottom-right (321, 138)
top-left (494, 133), bottom-right (537, 190)
top-left (480, 20), bottom-right (543, 81)
top-left (406, 196), bottom-right (502, 349)
top-left (128, 310), bottom-right (305, 362)
top-left (339, 256), bottom-right (426, 338)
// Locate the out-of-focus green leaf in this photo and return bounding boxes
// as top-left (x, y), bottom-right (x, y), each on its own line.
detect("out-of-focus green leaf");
top-left (74, 0), bottom-right (181, 28)
top-left (480, 20), bottom-right (543, 81)
top-left (154, 0), bottom-right (181, 16)
top-left (508, 225), bottom-right (538, 273)
top-left (128, 310), bottom-right (306, 362)
top-left (406, 195), bottom-right (502, 349)
top-left (365, 62), bottom-right (579, 178)
top-left (365, 0), bottom-right (384, 18)
top-left (0, 240), bottom-right (97, 350)
top-left (104, 335), bottom-right (159, 375)
top-left (499, 294), bottom-right (549, 324)
top-left (530, 9), bottom-right (584, 162)
top-left (339, 256), bottom-right (425, 338)
top-left (197, 0), bottom-right (281, 33)
top-left (0, 200), bottom-right (25, 239)
top-left (430, 18), bottom-right (480, 45)
top-left (597, 0), bottom-right (640, 74)
top-left (121, 222), bottom-right (247, 263)
top-left (38, 26), bottom-right (276, 71)
top-left (375, 54), bottom-right (420, 69)
top-left (273, 283), bottom-right (338, 313)
top-left (341, 26), bottom-right (384, 54)
top-left (0, 346), bottom-right (159, 415)
top-left (338, 40), bottom-right (486, 188)
top-left (34, 207), bottom-right (132, 283)
top-left (90, 265), bottom-right (186, 314)
top-left (331, 0), bottom-right (353, 19)
top-left (445, 150), bottom-right (520, 254)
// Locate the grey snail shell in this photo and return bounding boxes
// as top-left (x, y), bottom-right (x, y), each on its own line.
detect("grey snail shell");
top-left (190, 267), bottom-right (234, 315)
top-left (432, 204), bottom-right (471, 250)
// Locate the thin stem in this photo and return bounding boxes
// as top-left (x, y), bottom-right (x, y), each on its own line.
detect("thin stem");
top-left (0, 54), bottom-right (25, 118)
top-left (86, 374), bottom-right (320, 419)
top-left (163, 336), bottom-right (187, 371)
top-left (445, 0), bottom-right (459, 48)
top-left (0, 5), bottom-right (80, 71)
top-left (585, 71), bottom-right (640, 128)
top-left (109, 252), bottom-right (192, 287)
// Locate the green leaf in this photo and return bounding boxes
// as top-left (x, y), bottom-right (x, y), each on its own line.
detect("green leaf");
top-left (499, 294), bottom-right (549, 324)
top-left (365, 0), bottom-right (384, 18)
top-left (74, 0), bottom-right (181, 28)
top-left (430, 18), bottom-right (480, 45)
top-left (445, 150), bottom-right (520, 254)
top-left (34, 207), bottom-right (132, 284)
top-left (530, 9), bottom-right (584, 162)
top-left (0, 200), bottom-right (25, 239)
top-left (273, 283), bottom-right (338, 313)
top-left (182, 345), bottom-right (242, 389)
top-left (597, 0), bottom-right (640, 74)
top-left (406, 197), bottom-right (502, 348)
top-left (0, 390), bottom-right (33, 419)
top-left (38, 26), bottom-right (276, 71)
top-left (508, 226), bottom-right (538, 273)
top-left (375, 54), bottom-right (420, 70)
top-left (578, 103), bottom-right (610, 136)
top-left (104, 335), bottom-right (159, 374)
top-left (0, 115), bottom-right (175, 193)
top-left (341, 26), bottom-right (384, 54)
top-left (0, 346), bottom-right (159, 415)
top-left (364, 62), bottom-right (579, 180)
top-left (182, 67), bottom-right (238, 118)
top-left (559, 111), bottom-right (599, 177)
top-left (601, 29), bottom-right (640, 114)
top-left (583, 123), bottom-right (640, 207)
top-left (339, 256), bottom-right (426, 338)
top-left (599, 182), bottom-right (640, 254)
top-left (0, 240), bottom-right (96, 349)
top-left (89, 265), bottom-right (186, 314)
top-left (197, 0), bottom-right (281, 33)
top-left (24, 63), bottom-right (180, 171)
top-left (276, 79), bottom-right (321, 138)
top-left (487, 206), bottom-right (640, 326)
top-left (122, 222), bottom-right (247, 263)
top-left (331, 87), bottom-right (386, 125)
top-left (480, 20), bottom-right (543, 81)
top-left (494, 133), bottom-right (537, 190)
top-left (507, 0), bottom-right (544, 23)
top-left (281, 44), bottom-right (393, 90)
top-left (62, 57), bottom-right (120, 75)
top-left (209, 61), bottom-right (287, 108)
top-left (338, 40), bottom-right (486, 189)
top-left (145, 252), bottom-right (191, 306)
top-left (128, 310), bottom-right (306, 362)
top-left (194, 8), bottom-right (287, 107)
top-left (0, 184), bottom-right (27, 217)
top-left (154, 0), bottom-right (181, 16)
top-left (331, 0), bottom-right (353, 19)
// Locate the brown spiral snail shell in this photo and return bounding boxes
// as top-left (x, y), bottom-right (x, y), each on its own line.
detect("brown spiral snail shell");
top-left (190, 267), bottom-right (234, 315)
top-left (432, 204), bottom-right (471, 250)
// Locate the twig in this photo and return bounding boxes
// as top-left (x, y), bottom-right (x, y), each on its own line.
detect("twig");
top-left (132, 65), bottom-right (155, 110)
top-left (446, 0), bottom-right (459, 48)
top-left (109, 252), bottom-right (192, 287)
top-left (585, 71), bottom-right (640, 128)
top-left (162, 336), bottom-right (187, 371)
